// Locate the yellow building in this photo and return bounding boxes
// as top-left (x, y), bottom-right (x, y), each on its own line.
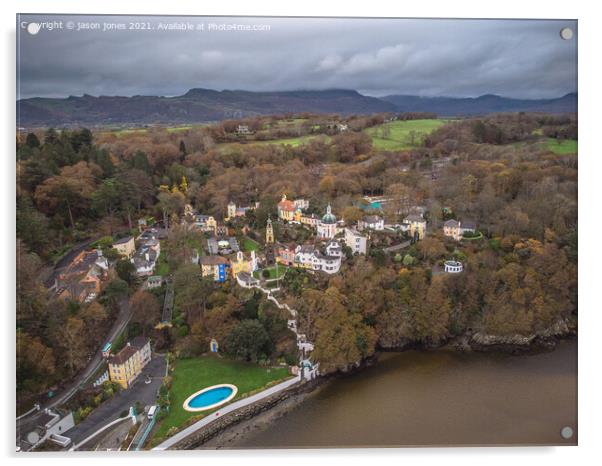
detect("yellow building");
top-left (112, 236), bottom-right (136, 258)
top-left (277, 195), bottom-right (296, 222)
top-left (200, 255), bottom-right (230, 282)
top-left (230, 251), bottom-right (258, 277)
top-left (108, 337), bottom-right (151, 389)
top-left (404, 214), bottom-right (427, 240)
top-left (206, 216), bottom-right (217, 235)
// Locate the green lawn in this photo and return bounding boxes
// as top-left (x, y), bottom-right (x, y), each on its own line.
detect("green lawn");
top-left (242, 236), bottom-right (260, 252)
top-left (152, 356), bottom-right (290, 441)
top-left (545, 138), bottom-right (577, 155)
top-left (364, 119), bottom-right (447, 151)
top-left (253, 265), bottom-right (288, 280)
top-left (156, 252), bottom-right (170, 277)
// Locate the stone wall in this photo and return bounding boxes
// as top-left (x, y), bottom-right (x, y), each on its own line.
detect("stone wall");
top-left (169, 379), bottom-right (322, 450)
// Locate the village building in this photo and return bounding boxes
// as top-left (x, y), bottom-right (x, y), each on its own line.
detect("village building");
top-left (298, 212), bottom-right (320, 227)
top-left (294, 240), bottom-right (342, 274)
top-left (230, 250), bottom-right (258, 277)
top-left (276, 243), bottom-right (296, 266)
top-left (200, 255), bottom-right (230, 282)
top-left (144, 275), bottom-right (163, 290)
top-left (193, 214), bottom-right (218, 235)
top-left (358, 215), bottom-right (385, 231)
top-left (216, 224), bottom-right (229, 237)
top-left (344, 228), bottom-right (368, 255)
top-left (236, 271), bottom-right (260, 288)
top-left (112, 236), bottom-right (136, 258)
top-left (236, 124), bottom-right (252, 135)
top-left (317, 204), bottom-right (337, 239)
top-left (18, 408), bottom-right (75, 451)
top-left (131, 238), bottom-right (161, 276)
top-left (294, 198), bottom-right (309, 210)
top-left (444, 260), bottom-right (464, 273)
top-left (403, 213), bottom-right (427, 241)
top-left (225, 201), bottom-right (258, 222)
top-left (55, 250), bottom-right (109, 303)
top-left (108, 337), bottom-right (152, 389)
top-left (207, 236), bottom-right (239, 256)
top-left (277, 194), bottom-right (297, 222)
top-left (443, 219), bottom-right (477, 241)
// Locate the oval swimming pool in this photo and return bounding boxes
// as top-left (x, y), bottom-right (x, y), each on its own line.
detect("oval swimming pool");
top-left (182, 384), bottom-right (238, 412)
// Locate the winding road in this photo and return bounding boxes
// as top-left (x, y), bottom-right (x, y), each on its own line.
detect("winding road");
top-left (16, 297), bottom-right (133, 445)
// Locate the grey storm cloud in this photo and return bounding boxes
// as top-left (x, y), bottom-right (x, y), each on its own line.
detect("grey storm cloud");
top-left (16, 15), bottom-right (577, 99)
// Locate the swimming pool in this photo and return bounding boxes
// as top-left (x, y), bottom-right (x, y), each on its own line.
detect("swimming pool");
top-left (182, 384), bottom-right (238, 412)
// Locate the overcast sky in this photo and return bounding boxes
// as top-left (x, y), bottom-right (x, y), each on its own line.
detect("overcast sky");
top-left (17, 15), bottom-right (577, 99)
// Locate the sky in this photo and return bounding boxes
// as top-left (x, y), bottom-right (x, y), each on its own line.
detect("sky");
top-left (16, 15), bottom-right (577, 100)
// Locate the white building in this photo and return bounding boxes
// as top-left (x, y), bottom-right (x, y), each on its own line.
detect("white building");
top-left (131, 238), bottom-right (161, 276)
top-left (358, 215), bottom-right (385, 231)
top-left (317, 204), bottom-right (337, 239)
top-left (345, 228), bottom-right (368, 255)
top-left (444, 260), bottom-right (464, 273)
top-left (293, 198), bottom-right (309, 210)
top-left (294, 241), bottom-right (342, 274)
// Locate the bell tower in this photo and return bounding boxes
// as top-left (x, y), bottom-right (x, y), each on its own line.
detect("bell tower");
top-left (266, 217), bottom-right (274, 244)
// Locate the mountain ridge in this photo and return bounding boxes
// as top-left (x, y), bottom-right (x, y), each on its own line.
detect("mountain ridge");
top-left (17, 89), bottom-right (577, 127)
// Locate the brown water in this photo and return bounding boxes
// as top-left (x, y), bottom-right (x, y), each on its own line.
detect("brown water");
top-left (238, 340), bottom-right (577, 448)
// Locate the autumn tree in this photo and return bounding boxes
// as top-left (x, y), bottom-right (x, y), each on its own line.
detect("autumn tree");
top-left (224, 319), bottom-right (270, 362)
top-left (309, 287), bottom-right (377, 373)
top-left (34, 161), bottom-right (99, 228)
top-left (129, 290), bottom-right (161, 335)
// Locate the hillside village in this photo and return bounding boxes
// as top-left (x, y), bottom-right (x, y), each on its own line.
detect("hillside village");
top-left (17, 111), bottom-right (577, 451)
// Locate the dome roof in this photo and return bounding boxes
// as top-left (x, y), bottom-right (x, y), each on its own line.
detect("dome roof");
top-left (321, 204), bottom-right (337, 224)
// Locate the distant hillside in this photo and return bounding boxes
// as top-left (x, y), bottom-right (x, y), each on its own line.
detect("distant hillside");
top-left (381, 93), bottom-right (577, 116)
top-left (17, 88), bottom-right (577, 127)
top-left (16, 88), bottom-right (397, 127)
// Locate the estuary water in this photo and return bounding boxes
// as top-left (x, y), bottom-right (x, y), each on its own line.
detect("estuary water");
top-left (237, 340), bottom-right (577, 448)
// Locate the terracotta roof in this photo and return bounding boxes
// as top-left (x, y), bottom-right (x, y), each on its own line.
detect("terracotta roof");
top-left (200, 255), bottom-right (230, 266)
top-left (278, 199), bottom-right (296, 211)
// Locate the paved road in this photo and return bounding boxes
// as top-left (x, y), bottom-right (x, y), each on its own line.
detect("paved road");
top-left (16, 297), bottom-right (133, 443)
top-left (153, 374), bottom-right (300, 450)
top-left (69, 355), bottom-right (166, 448)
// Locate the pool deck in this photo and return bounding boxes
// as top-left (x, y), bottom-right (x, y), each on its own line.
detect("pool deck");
top-left (152, 375), bottom-right (300, 450)
top-left (183, 384), bottom-right (238, 412)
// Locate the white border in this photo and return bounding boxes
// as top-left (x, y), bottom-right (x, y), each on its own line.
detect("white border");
top-left (182, 384), bottom-right (238, 412)
top-left (3, 1), bottom-right (602, 466)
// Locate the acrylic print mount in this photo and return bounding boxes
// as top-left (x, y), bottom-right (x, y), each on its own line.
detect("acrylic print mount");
top-left (16, 15), bottom-right (577, 451)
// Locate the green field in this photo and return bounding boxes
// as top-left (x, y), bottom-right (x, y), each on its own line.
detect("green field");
top-left (364, 119), bottom-right (447, 151)
top-left (103, 125), bottom-right (199, 137)
top-left (156, 252), bottom-right (170, 277)
top-left (152, 356), bottom-right (289, 441)
top-left (242, 236), bottom-right (260, 252)
top-left (216, 134), bottom-right (330, 153)
top-left (544, 138), bottom-right (577, 155)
